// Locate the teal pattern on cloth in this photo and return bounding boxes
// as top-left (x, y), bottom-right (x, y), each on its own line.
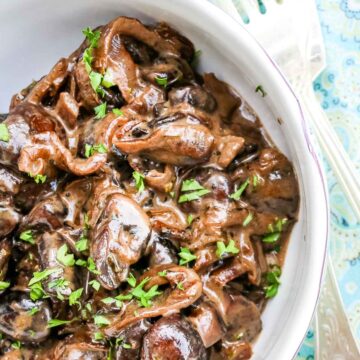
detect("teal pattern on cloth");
top-left (297, 0), bottom-right (360, 358)
top-left (211, 0), bottom-right (360, 358)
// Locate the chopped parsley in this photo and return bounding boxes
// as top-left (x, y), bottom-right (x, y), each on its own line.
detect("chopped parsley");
top-left (75, 235), bottom-right (88, 252)
top-left (29, 174), bottom-right (47, 184)
top-left (0, 123), bottom-right (10, 142)
top-left (230, 178), bottom-right (249, 200)
top-left (242, 212), bottom-right (254, 227)
top-left (89, 71), bottom-right (103, 93)
top-left (177, 282), bottom-right (184, 291)
top-left (94, 332), bottom-right (105, 341)
top-left (89, 279), bottom-right (101, 291)
top-left (132, 171), bottom-right (145, 192)
top-left (56, 244), bottom-right (75, 267)
top-left (19, 230), bottom-right (35, 245)
top-left (262, 218), bottom-right (288, 243)
top-left (28, 268), bottom-right (62, 287)
top-left (29, 283), bottom-right (45, 301)
top-left (178, 247), bottom-right (197, 265)
top-left (47, 319), bottom-right (72, 328)
top-left (112, 108), bottom-right (123, 116)
top-left (216, 239), bottom-right (239, 258)
top-left (187, 214), bottom-right (194, 225)
top-left (155, 75), bottom-right (168, 88)
top-left (82, 27), bottom-right (101, 48)
top-left (255, 85), bottom-right (267, 97)
top-left (94, 102), bottom-right (107, 119)
top-left (11, 340), bottom-right (21, 349)
top-left (0, 281), bottom-right (10, 290)
top-left (101, 69), bottom-right (115, 88)
top-left (265, 266), bottom-right (281, 298)
top-left (94, 315), bottom-right (110, 327)
top-left (157, 270), bottom-right (167, 277)
top-left (253, 175), bottom-right (259, 187)
top-left (84, 143), bottom-right (108, 158)
top-left (27, 307), bottom-right (40, 316)
top-left (75, 259), bottom-right (87, 267)
top-left (69, 288), bottom-right (83, 306)
top-left (101, 297), bottom-right (122, 308)
top-left (178, 179), bottom-right (210, 203)
top-left (87, 257), bottom-right (100, 275)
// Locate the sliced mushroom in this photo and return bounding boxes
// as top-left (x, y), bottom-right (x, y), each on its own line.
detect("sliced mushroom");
top-left (104, 265), bottom-right (202, 337)
top-left (91, 193), bottom-right (151, 290)
top-left (0, 292), bottom-right (51, 342)
top-left (0, 239), bottom-right (11, 282)
top-left (0, 194), bottom-right (21, 238)
top-left (187, 302), bottom-right (225, 348)
top-left (141, 314), bottom-right (207, 360)
top-left (113, 120), bottom-right (214, 166)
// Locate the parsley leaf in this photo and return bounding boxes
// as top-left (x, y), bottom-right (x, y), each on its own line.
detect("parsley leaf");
top-left (253, 175), bottom-right (259, 187)
top-left (229, 178), bottom-right (250, 200)
top-left (178, 247), bottom-right (197, 265)
top-left (29, 283), bottom-right (45, 301)
top-left (94, 332), bottom-right (105, 341)
top-left (82, 27), bottom-right (101, 48)
top-left (262, 232), bottom-right (281, 243)
top-left (132, 171), bottom-right (145, 192)
top-left (29, 173), bottom-right (47, 184)
top-left (181, 179), bottom-right (205, 192)
top-left (157, 270), bottom-right (167, 277)
top-left (28, 268), bottom-right (62, 287)
top-left (94, 315), bottom-right (110, 327)
top-left (0, 123), bottom-right (10, 142)
top-left (178, 189), bottom-right (210, 203)
top-left (112, 108), bottom-right (123, 116)
top-left (94, 102), bottom-right (107, 119)
top-left (83, 48), bottom-right (93, 73)
top-left (242, 212), bottom-right (254, 227)
top-left (11, 340), bottom-right (21, 349)
top-left (265, 266), bottom-right (281, 298)
top-left (255, 85), bottom-right (267, 97)
top-left (69, 288), bottom-right (83, 306)
top-left (89, 280), bottom-right (101, 291)
top-left (75, 259), bottom-right (87, 267)
top-left (262, 218), bottom-right (287, 243)
top-left (127, 273), bottom-right (137, 287)
top-left (101, 69), bottom-right (115, 88)
top-left (177, 282), bottom-right (184, 291)
top-left (75, 235), bottom-right (88, 252)
top-left (178, 179), bottom-right (210, 203)
top-left (87, 257), bottom-right (100, 275)
top-left (187, 214), bottom-right (194, 226)
top-left (47, 319), bottom-right (72, 328)
top-left (0, 281), bottom-right (10, 290)
top-left (85, 143), bottom-right (108, 158)
top-left (27, 307), bottom-right (40, 316)
top-left (89, 71), bottom-right (103, 93)
top-left (101, 297), bottom-right (122, 308)
top-left (56, 244), bottom-right (75, 267)
top-left (216, 239), bottom-right (239, 258)
top-left (155, 75), bottom-right (168, 88)
top-left (19, 230), bottom-right (35, 245)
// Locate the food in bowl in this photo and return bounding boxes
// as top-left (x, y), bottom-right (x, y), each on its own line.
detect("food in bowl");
top-left (0, 16), bottom-right (299, 359)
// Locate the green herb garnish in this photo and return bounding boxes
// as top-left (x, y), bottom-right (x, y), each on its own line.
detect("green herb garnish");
top-left (94, 315), bottom-right (110, 327)
top-left (255, 85), bottom-right (267, 97)
top-left (29, 173), bottom-right (47, 184)
top-left (216, 239), bottom-right (239, 258)
top-left (19, 230), bottom-right (35, 245)
top-left (0, 281), bottom-right (10, 290)
top-left (132, 171), bottom-right (145, 192)
top-left (155, 75), bottom-right (168, 88)
top-left (157, 270), bottom-right (167, 277)
top-left (85, 143), bottom-right (108, 158)
top-left (112, 108), bottom-right (123, 116)
top-left (177, 282), bottom-right (184, 291)
top-left (27, 307), bottom-right (40, 316)
top-left (28, 268), bottom-right (61, 287)
top-left (47, 319), bottom-right (72, 328)
top-left (178, 179), bottom-right (210, 204)
top-left (178, 247), bottom-right (197, 265)
top-left (69, 288), bottom-right (83, 306)
top-left (265, 266), bottom-right (281, 298)
top-left (94, 102), bottom-right (107, 119)
top-left (229, 178), bottom-right (249, 200)
top-left (89, 280), bottom-right (101, 291)
top-left (11, 340), bottom-right (21, 349)
top-left (242, 212), bottom-right (254, 227)
top-left (75, 235), bottom-right (88, 252)
top-left (56, 244), bottom-right (75, 267)
top-left (0, 123), bottom-right (10, 142)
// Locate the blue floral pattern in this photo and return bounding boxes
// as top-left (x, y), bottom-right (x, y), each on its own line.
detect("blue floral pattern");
top-left (298, 0), bottom-right (360, 358)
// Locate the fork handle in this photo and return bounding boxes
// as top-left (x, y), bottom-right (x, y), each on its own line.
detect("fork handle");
top-left (301, 88), bottom-right (360, 220)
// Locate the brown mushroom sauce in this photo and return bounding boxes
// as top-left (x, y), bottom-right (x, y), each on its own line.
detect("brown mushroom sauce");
top-left (0, 17), bottom-right (299, 360)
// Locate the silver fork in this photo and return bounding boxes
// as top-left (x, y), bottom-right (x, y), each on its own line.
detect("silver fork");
top-left (209, 0), bottom-right (360, 358)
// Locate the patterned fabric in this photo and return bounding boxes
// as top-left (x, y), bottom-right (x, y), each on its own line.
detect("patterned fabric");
top-left (297, 0), bottom-right (360, 358)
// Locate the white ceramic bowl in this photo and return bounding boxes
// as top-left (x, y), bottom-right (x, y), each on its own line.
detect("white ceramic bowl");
top-left (0, 1), bottom-right (328, 359)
